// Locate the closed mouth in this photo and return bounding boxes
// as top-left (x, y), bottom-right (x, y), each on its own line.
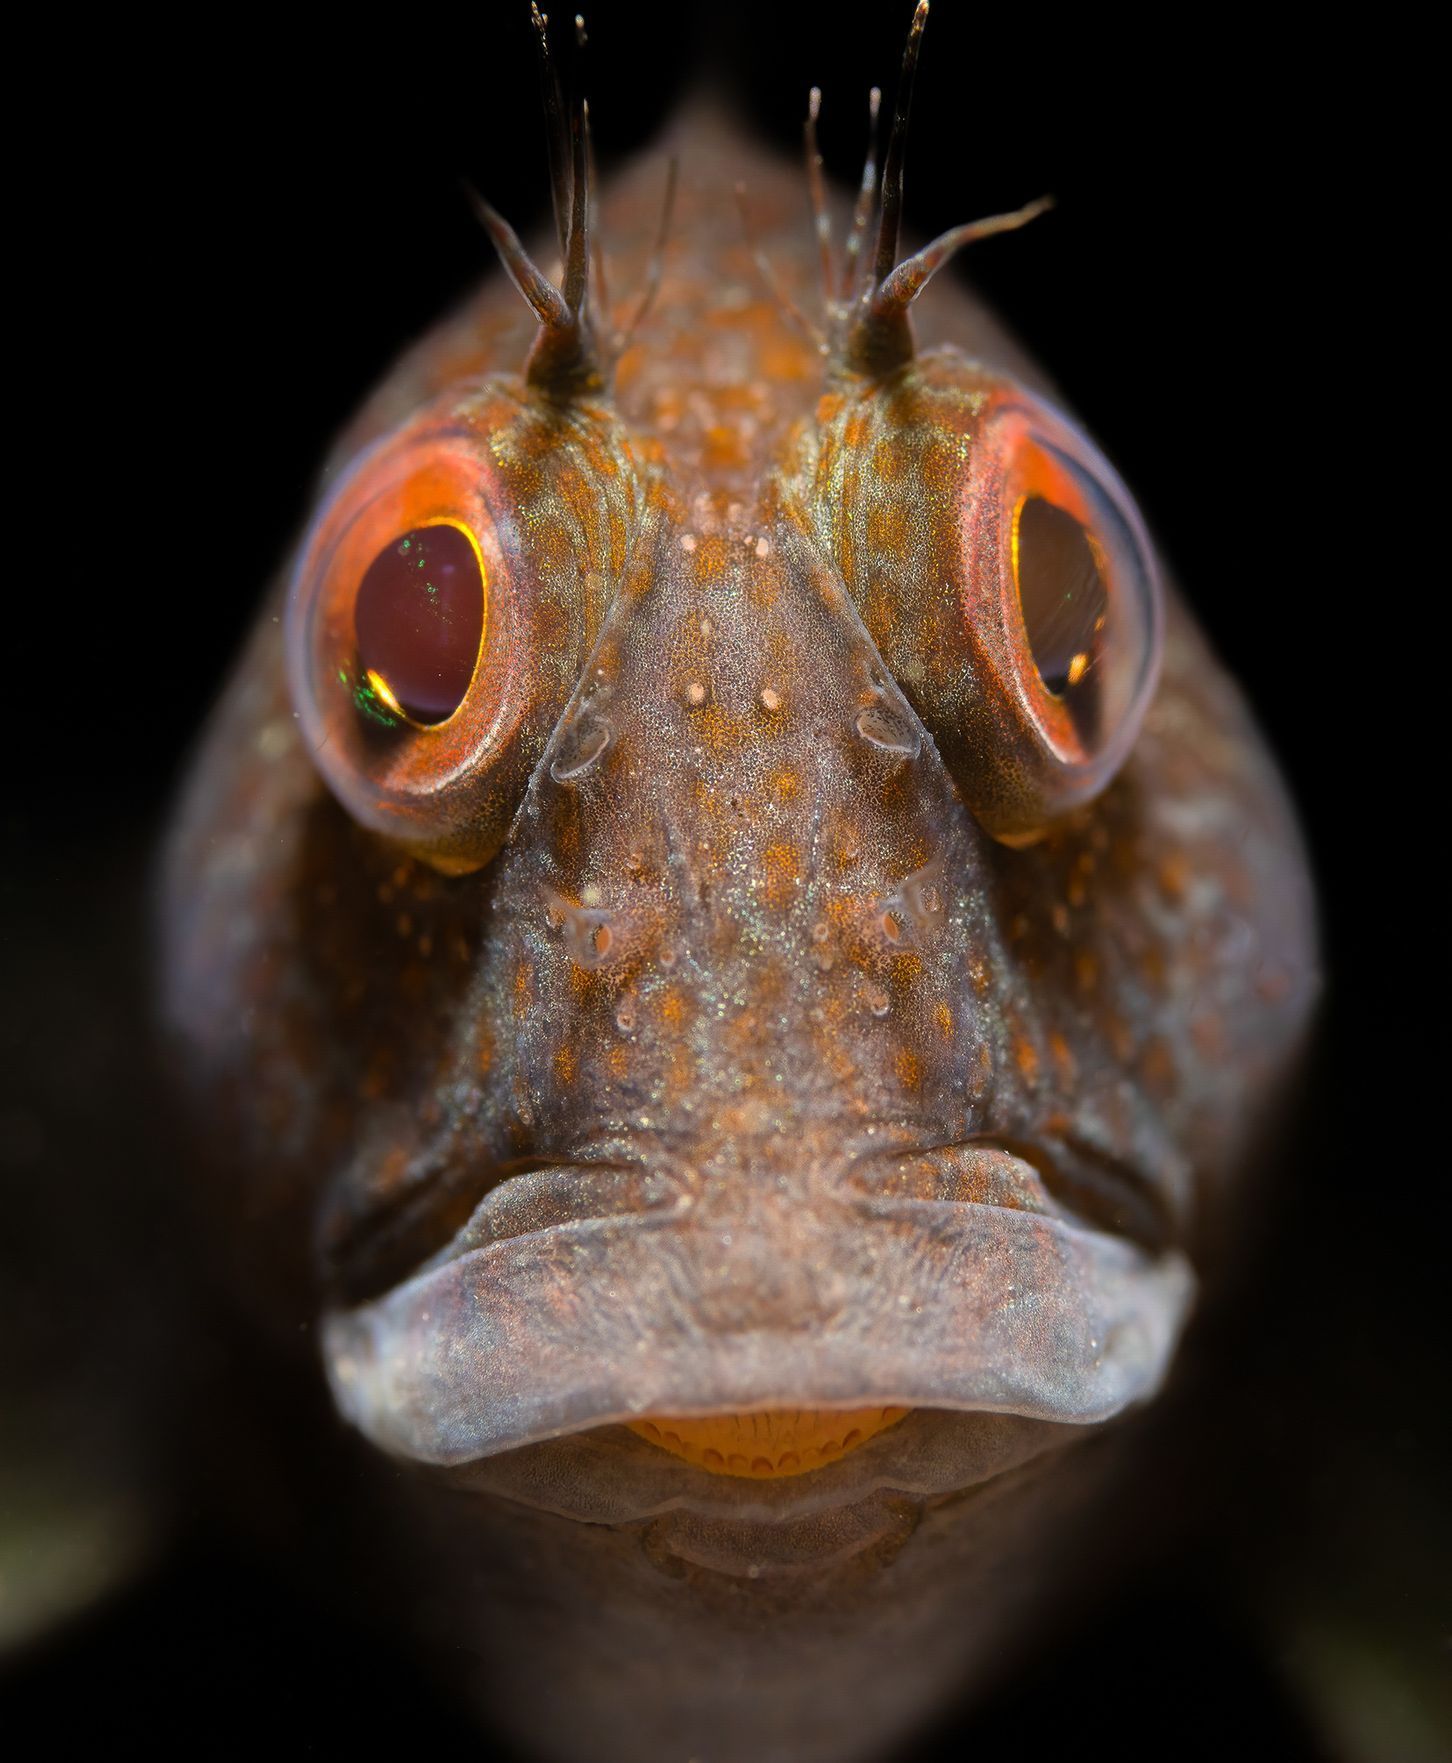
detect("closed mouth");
top-left (321, 1134), bottom-right (1196, 1473)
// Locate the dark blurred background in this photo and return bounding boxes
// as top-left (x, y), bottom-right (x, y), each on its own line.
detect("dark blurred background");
top-left (3, 4), bottom-right (1441, 1757)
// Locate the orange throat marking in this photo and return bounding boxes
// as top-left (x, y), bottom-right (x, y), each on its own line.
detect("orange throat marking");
top-left (627, 1407), bottom-right (911, 1478)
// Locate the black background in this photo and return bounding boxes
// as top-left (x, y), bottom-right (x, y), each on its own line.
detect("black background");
top-left (4, 5), bottom-right (1439, 1758)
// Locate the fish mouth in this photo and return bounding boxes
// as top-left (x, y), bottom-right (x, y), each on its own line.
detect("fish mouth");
top-left (321, 1137), bottom-right (1194, 1472)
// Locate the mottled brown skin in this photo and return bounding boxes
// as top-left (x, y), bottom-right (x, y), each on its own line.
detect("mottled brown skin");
top-left (161, 109), bottom-right (1317, 1763)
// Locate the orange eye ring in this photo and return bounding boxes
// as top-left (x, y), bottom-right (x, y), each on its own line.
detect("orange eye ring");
top-left (286, 406), bottom-right (543, 874)
top-left (955, 390), bottom-right (1162, 842)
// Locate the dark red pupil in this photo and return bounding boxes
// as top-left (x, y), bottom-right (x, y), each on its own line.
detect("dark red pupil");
top-left (354, 523), bottom-right (484, 724)
top-left (1014, 495), bottom-right (1108, 741)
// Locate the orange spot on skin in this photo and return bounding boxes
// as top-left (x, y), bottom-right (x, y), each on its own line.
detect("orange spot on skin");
top-left (895, 1049), bottom-right (922, 1091)
top-left (833, 825), bottom-right (862, 869)
top-left (665, 1041), bottom-right (695, 1100)
top-left (770, 769), bottom-right (799, 801)
top-left (1139, 944), bottom-right (1167, 988)
top-left (935, 1002), bottom-right (954, 1041)
top-left (1139, 1036), bottom-right (1175, 1094)
top-left (699, 703), bottom-right (751, 755)
top-left (703, 424), bottom-right (749, 471)
top-left (692, 533), bottom-right (732, 582)
top-left (1158, 853), bottom-right (1190, 901)
top-left (1015, 1038), bottom-right (1040, 1083)
top-left (761, 337), bottom-right (815, 382)
top-left (873, 437), bottom-right (904, 481)
top-left (866, 503), bottom-right (907, 554)
top-left (658, 987), bottom-right (685, 1030)
top-left (1049, 1031), bottom-right (1076, 1085)
top-left (554, 1043), bottom-right (577, 1086)
top-left (762, 842), bottom-right (801, 910)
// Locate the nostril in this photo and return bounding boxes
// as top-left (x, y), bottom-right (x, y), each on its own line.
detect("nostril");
top-left (854, 700), bottom-right (920, 756)
top-left (550, 713), bottom-right (612, 782)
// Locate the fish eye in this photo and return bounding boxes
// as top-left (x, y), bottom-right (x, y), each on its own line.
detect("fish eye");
top-left (285, 410), bottom-right (539, 874)
top-left (945, 391), bottom-right (1162, 844)
top-left (354, 522), bottom-right (486, 727)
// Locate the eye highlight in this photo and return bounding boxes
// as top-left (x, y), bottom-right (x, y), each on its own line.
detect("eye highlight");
top-left (354, 521), bottom-right (487, 726)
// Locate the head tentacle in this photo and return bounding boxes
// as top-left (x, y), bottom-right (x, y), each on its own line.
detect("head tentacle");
top-left (466, 5), bottom-right (605, 397)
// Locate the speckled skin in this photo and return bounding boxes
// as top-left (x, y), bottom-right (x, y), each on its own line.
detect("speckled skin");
top-left (161, 111), bottom-right (1317, 1763)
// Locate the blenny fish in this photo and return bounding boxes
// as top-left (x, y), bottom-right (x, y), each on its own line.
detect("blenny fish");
top-left (160, 7), bottom-right (1318, 1759)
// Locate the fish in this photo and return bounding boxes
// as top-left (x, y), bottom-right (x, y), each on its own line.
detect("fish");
top-left (158, 6), bottom-right (1318, 1759)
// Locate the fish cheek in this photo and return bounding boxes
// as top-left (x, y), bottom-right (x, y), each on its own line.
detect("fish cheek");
top-left (165, 725), bottom-right (490, 1332)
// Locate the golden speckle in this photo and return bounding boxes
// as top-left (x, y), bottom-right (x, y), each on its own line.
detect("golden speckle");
top-left (1158, 854), bottom-right (1189, 901)
top-left (761, 842), bottom-right (801, 910)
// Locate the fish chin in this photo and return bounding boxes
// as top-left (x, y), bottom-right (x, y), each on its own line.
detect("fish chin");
top-left (322, 1201), bottom-right (1195, 1478)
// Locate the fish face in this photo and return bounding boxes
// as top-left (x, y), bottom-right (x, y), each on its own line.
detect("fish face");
top-left (312, 451), bottom-right (1194, 1477)
top-left (161, 58), bottom-right (1315, 1524)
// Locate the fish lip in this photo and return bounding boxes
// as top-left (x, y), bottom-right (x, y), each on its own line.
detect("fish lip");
top-left (435, 1406), bottom-right (1084, 1528)
top-left (321, 1177), bottom-right (1197, 1468)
